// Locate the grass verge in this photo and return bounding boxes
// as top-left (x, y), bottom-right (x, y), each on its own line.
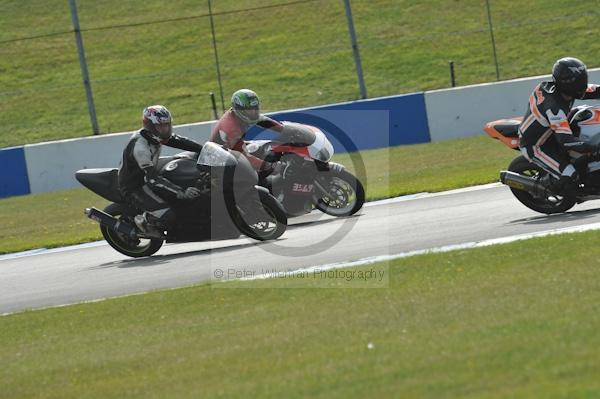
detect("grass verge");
top-left (0, 188), bottom-right (109, 254)
top-left (2, 230), bottom-right (600, 398)
top-left (1, 0), bottom-right (598, 147)
top-left (0, 136), bottom-right (515, 254)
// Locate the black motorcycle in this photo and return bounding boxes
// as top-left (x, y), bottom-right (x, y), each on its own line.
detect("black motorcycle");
top-left (76, 142), bottom-right (287, 257)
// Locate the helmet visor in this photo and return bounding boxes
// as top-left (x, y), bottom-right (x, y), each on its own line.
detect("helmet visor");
top-left (236, 106), bottom-right (260, 123)
top-left (156, 123), bottom-right (172, 140)
top-left (557, 69), bottom-right (588, 99)
top-left (574, 74), bottom-right (588, 99)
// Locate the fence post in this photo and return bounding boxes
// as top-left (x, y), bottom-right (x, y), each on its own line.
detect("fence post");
top-left (208, 0), bottom-right (226, 113)
top-left (210, 92), bottom-right (219, 120)
top-left (68, 0), bottom-right (99, 135)
top-left (485, 0), bottom-right (500, 81)
top-left (343, 0), bottom-right (367, 99)
top-left (449, 61), bottom-right (456, 87)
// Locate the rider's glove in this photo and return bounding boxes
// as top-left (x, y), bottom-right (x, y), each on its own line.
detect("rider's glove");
top-left (259, 161), bottom-right (278, 178)
top-left (271, 161), bottom-right (285, 175)
top-left (176, 186), bottom-right (202, 200)
top-left (262, 161), bottom-right (290, 179)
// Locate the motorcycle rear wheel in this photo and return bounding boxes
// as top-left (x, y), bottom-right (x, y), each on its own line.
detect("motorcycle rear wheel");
top-left (100, 203), bottom-right (164, 257)
top-left (507, 155), bottom-right (576, 214)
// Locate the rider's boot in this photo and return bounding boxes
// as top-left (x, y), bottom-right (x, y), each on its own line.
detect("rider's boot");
top-left (547, 175), bottom-right (578, 196)
top-left (134, 212), bottom-right (165, 239)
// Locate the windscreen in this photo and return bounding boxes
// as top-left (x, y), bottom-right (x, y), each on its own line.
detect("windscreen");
top-left (197, 142), bottom-right (237, 167)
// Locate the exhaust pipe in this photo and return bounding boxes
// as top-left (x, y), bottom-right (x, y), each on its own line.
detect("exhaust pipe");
top-left (85, 207), bottom-right (136, 238)
top-left (500, 171), bottom-right (547, 197)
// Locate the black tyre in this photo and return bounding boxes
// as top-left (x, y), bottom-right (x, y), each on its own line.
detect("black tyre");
top-left (316, 169), bottom-right (365, 216)
top-left (231, 190), bottom-right (287, 241)
top-left (507, 155), bottom-right (576, 214)
top-left (100, 203), bottom-right (164, 257)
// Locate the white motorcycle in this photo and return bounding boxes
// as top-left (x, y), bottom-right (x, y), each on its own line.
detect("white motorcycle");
top-left (246, 122), bottom-right (365, 217)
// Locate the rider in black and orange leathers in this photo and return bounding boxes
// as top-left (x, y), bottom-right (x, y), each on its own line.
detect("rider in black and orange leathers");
top-left (519, 57), bottom-right (600, 193)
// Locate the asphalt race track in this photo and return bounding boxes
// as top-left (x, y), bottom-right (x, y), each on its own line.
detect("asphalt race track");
top-left (4, 183), bottom-right (600, 315)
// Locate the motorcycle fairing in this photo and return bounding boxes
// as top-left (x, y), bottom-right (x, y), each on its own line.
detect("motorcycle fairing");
top-left (484, 118), bottom-right (523, 149)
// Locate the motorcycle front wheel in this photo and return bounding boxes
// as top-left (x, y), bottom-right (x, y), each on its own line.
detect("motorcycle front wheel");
top-left (230, 190), bottom-right (287, 241)
top-left (315, 169), bottom-right (365, 217)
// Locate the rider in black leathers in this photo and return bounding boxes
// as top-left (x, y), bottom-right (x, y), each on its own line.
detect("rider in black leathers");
top-left (118, 105), bottom-right (203, 235)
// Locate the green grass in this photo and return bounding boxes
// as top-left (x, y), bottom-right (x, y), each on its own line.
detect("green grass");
top-left (2, 0), bottom-right (600, 147)
top-left (0, 136), bottom-right (515, 254)
top-left (335, 135), bottom-right (516, 200)
top-left (0, 188), bottom-right (109, 254)
top-left (3, 230), bottom-right (600, 398)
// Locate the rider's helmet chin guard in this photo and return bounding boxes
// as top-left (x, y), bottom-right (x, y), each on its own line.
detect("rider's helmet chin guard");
top-left (552, 57), bottom-right (588, 100)
top-left (231, 89), bottom-right (261, 124)
top-left (143, 105), bottom-right (173, 142)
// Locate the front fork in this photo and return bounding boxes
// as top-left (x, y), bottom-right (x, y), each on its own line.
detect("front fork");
top-left (312, 162), bottom-right (345, 202)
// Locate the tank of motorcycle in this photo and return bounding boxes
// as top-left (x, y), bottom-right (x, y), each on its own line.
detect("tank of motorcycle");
top-left (279, 122), bottom-right (317, 146)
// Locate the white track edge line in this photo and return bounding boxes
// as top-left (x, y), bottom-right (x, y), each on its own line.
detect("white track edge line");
top-left (3, 220), bottom-right (600, 317)
top-left (236, 222), bottom-right (600, 281)
top-left (0, 182), bottom-right (505, 261)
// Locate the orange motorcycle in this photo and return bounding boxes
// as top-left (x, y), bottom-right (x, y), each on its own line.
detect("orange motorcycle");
top-left (485, 105), bottom-right (600, 214)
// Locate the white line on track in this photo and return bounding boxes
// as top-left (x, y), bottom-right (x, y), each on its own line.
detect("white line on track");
top-left (0, 183), bottom-right (504, 262)
top-left (0, 240), bottom-right (106, 262)
top-left (3, 218), bottom-right (600, 317)
top-left (239, 221), bottom-right (600, 281)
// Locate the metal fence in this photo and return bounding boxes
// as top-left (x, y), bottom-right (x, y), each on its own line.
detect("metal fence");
top-left (0, 0), bottom-right (597, 147)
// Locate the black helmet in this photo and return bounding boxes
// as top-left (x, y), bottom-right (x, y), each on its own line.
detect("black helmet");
top-left (552, 57), bottom-right (588, 99)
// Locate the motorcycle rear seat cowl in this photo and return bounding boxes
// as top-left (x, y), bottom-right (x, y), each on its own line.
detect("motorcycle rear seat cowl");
top-left (75, 168), bottom-right (123, 203)
top-left (494, 117), bottom-right (583, 139)
top-left (495, 121), bottom-right (520, 138)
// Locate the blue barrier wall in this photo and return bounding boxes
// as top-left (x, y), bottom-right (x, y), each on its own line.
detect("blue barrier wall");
top-left (246, 92), bottom-right (430, 153)
top-left (1, 92), bottom-right (430, 199)
top-left (0, 147), bottom-right (30, 198)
